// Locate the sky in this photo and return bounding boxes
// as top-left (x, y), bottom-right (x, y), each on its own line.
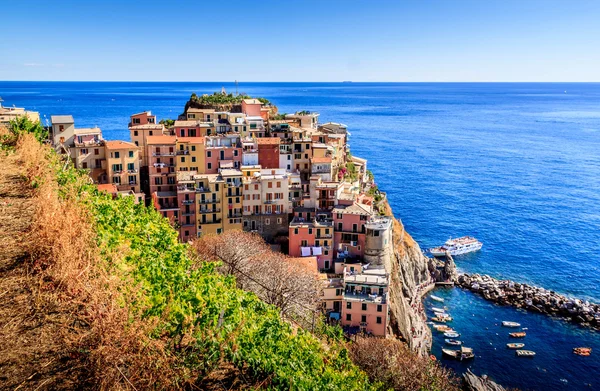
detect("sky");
top-left (2, 0), bottom-right (600, 82)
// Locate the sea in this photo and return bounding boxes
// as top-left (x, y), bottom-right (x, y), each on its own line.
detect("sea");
top-left (2, 81), bottom-right (600, 390)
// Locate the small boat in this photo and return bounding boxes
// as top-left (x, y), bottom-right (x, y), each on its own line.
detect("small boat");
top-left (442, 346), bottom-right (474, 360)
top-left (573, 347), bottom-right (592, 356)
top-left (516, 350), bottom-right (536, 357)
top-left (502, 321), bottom-right (521, 327)
top-left (444, 332), bottom-right (460, 338)
top-left (509, 332), bottom-right (526, 338)
top-left (431, 295), bottom-right (445, 303)
top-left (445, 339), bottom-right (462, 346)
top-left (430, 236), bottom-right (483, 257)
top-left (431, 315), bottom-right (453, 322)
top-left (431, 307), bottom-right (446, 313)
top-left (434, 325), bottom-right (453, 332)
top-left (507, 343), bottom-right (525, 349)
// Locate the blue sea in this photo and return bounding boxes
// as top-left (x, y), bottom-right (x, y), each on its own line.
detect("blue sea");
top-left (2, 81), bottom-right (600, 390)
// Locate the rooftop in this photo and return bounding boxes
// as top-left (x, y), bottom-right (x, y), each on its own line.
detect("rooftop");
top-left (256, 137), bottom-right (280, 145)
top-left (311, 157), bottom-right (332, 164)
top-left (333, 202), bottom-right (372, 216)
top-left (243, 99), bottom-right (262, 105)
top-left (51, 115), bottom-right (74, 124)
top-left (105, 140), bottom-right (137, 149)
top-left (146, 135), bottom-right (176, 145)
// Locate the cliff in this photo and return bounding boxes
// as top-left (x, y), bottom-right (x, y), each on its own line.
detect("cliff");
top-left (381, 201), bottom-right (434, 354)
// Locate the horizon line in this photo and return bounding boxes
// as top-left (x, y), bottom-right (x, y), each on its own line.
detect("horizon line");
top-left (2, 80), bottom-right (600, 84)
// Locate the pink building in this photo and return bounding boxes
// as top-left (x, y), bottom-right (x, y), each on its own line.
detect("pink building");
top-left (241, 99), bottom-right (263, 117)
top-left (129, 111), bottom-right (156, 126)
top-left (341, 267), bottom-right (389, 337)
top-left (205, 136), bottom-right (242, 174)
top-left (332, 202), bottom-right (372, 259)
top-left (288, 213), bottom-right (334, 271)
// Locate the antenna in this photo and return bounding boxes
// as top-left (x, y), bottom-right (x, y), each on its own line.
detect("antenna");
top-left (235, 80), bottom-right (238, 96)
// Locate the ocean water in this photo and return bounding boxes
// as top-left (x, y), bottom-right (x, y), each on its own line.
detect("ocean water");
top-left (2, 81), bottom-right (600, 390)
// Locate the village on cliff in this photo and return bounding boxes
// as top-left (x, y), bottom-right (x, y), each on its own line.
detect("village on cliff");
top-left (5, 92), bottom-right (403, 338)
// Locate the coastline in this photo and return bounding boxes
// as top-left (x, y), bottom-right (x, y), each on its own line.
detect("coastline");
top-left (456, 273), bottom-right (600, 330)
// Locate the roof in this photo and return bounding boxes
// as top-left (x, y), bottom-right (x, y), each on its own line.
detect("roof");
top-left (146, 135), bottom-right (176, 145)
top-left (51, 115), bottom-right (74, 124)
top-left (311, 157), bottom-right (332, 164)
top-left (256, 137), bottom-right (280, 145)
top-left (129, 124), bottom-right (164, 130)
top-left (333, 202), bottom-right (373, 216)
top-left (130, 111), bottom-right (152, 117)
top-left (288, 256), bottom-right (319, 276)
top-left (97, 183), bottom-right (118, 193)
top-left (74, 127), bottom-right (101, 135)
top-left (174, 120), bottom-right (200, 127)
top-left (105, 140), bottom-right (137, 149)
top-left (187, 108), bottom-right (215, 113)
top-left (243, 99), bottom-right (262, 105)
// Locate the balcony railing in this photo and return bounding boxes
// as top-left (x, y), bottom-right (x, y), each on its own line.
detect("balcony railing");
top-left (176, 150), bottom-right (190, 155)
top-left (198, 198), bottom-right (219, 204)
top-left (195, 187), bottom-right (211, 193)
top-left (181, 200), bottom-right (195, 205)
top-left (199, 208), bottom-right (220, 214)
top-left (152, 152), bottom-right (175, 157)
top-left (201, 219), bottom-right (222, 224)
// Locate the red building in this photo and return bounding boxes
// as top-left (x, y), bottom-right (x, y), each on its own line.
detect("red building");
top-left (332, 202), bottom-right (373, 259)
top-left (257, 137), bottom-right (280, 169)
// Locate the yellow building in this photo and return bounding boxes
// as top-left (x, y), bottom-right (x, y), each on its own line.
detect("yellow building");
top-left (194, 169), bottom-right (243, 236)
top-left (105, 140), bottom-right (141, 193)
top-left (176, 137), bottom-right (206, 173)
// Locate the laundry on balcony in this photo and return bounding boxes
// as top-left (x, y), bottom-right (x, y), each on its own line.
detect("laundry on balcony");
top-left (311, 247), bottom-right (322, 256)
top-left (300, 247), bottom-right (311, 257)
top-left (153, 163), bottom-right (166, 168)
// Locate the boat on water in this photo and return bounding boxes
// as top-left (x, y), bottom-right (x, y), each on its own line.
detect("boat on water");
top-left (516, 350), bottom-right (536, 357)
top-left (430, 295), bottom-right (445, 302)
top-left (573, 347), bottom-right (592, 356)
top-left (445, 339), bottom-right (462, 346)
top-left (509, 332), bottom-right (526, 338)
top-left (431, 307), bottom-right (446, 313)
top-left (431, 314), bottom-right (452, 322)
top-left (430, 236), bottom-right (483, 257)
top-left (507, 343), bottom-right (525, 349)
top-left (434, 325), bottom-right (453, 332)
top-left (502, 321), bottom-right (521, 327)
top-left (444, 332), bottom-right (460, 338)
top-left (442, 346), bottom-right (474, 360)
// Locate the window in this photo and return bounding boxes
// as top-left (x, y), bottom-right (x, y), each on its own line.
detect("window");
top-left (181, 157), bottom-right (185, 163)
top-left (294, 228), bottom-right (299, 235)
top-left (308, 228), bottom-right (313, 235)
top-left (287, 155), bottom-right (291, 160)
top-left (149, 131), bottom-right (153, 136)
top-left (374, 230), bottom-right (380, 237)
top-left (207, 163), bottom-right (212, 169)
top-left (129, 151), bottom-right (134, 158)
top-left (361, 315), bottom-right (367, 323)
top-left (127, 163), bottom-right (134, 171)
top-left (80, 149), bottom-right (88, 155)
top-left (234, 150), bottom-right (238, 157)
top-left (133, 118), bottom-right (140, 124)
top-left (376, 316), bottom-right (382, 324)
top-left (112, 177), bottom-right (121, 184)
top-left (180, 129), bottom-right (185, 137)
top-left (276, 181), bottom-right (281, 188)
top-left (277, 218), bottom-right (282, 224)
top-left (134, 131), bottom-right (138, 136)
top-left (191, 156), bottom-right (196, 162)
top-left (59, 125), bottom-right (64, 132)
top-left (112, 164), bottom-right (123, 172)
top-left (268, 182), bottom-right (272, 188)
top-left (191, 145), bottom-right (196, 151)
top-left (346, 302), bottom-right (352, 309)
top-left (82, 162), bottom-right (87, 169)
top-left (94, 148), bottom-right (99, 155)
top-left (362, 303), bottom-right (367, 311)
top-left (265, 218), bottom-right (270, 225)
top-left (217, 228), bottom-right (222, 234)
top-left (300, 239), bottom-right (307, 247)
top-left (377, 305), bottom-right (382, 312)
top-left (207, 151), bottom-right (212, 158)
top-left (305, 153), bottom-right (308, 159)
top-left (346, 314), bottom-right (351, 321)
top-left (114, 151), bottom-right (120, 158)
top-left (306, 144), bottom-right (310, 150)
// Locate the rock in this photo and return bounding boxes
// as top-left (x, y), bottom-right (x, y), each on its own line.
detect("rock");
top-left (463, 369), bottom-right (507, 391)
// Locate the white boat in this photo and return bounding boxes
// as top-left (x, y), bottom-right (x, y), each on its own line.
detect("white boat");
top-left (445, 339), bottom-right (462, 346)
top-left (444, 332), bottom-right (460, 338)
top-left (502, 321), bottom-right (521, 327)
top-left (507, 343), bottom-right (525, 349)
top-left (442, 346), bottom-right (474, 360)
top-left (516, 350), bottom-right (536, 357)
top-left (431, 295), bottom-right (445, 303)
top-left (430, 236), bottom-right (483, 257)
top-left (431, 307), bottom-right (446, 313)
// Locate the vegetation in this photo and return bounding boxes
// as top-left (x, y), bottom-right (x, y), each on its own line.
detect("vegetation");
top-left (350, 338), bottom-right (461, 391)
top-left (189, 92), bottom-right (271, 106)
top-left (159, 118), bottom-right (175, 127)
top-left (5, 116), bottom-right (48, 143)
top-left (270, 113), bottom-right (288, 120)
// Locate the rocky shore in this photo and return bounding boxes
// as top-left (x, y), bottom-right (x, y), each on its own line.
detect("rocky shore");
top-left (458, 273), bottom-right (600, 329)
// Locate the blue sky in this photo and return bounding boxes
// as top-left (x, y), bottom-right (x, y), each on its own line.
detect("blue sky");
top-left (2, 0), bottom-right (600, 81)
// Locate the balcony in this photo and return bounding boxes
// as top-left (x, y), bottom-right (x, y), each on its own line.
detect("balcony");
top-left (182, 210), bottom-right (195, 216)
top-left (152, 152), bottom-right (175, 157)
top-left (176, 150), bottom-right (190, 155)
top-left (201, 219), bottom-right (222, 224)
top-left (158, 204), bottom-right (179, 211)
top-left (228, 212), bottom-right (243, 218)
top-left (198, 198), bottom-right (219, 204)
top-left (181, 200), bottom-right (195, 205)
top-left (199, 208), bottom-right (220, 214)
top-left (316, 233), bottom-right (333, 239)
top-left (195, 187), bottom-right (211, 193)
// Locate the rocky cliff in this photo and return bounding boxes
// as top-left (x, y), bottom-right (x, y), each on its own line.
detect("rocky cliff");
top-left (381, 202), bottom-right (434, 354)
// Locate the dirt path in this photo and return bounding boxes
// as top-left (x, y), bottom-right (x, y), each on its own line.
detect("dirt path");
top-left (0, 150), bottom-right (86, 390)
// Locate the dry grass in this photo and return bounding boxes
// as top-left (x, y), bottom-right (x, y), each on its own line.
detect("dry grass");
top-left (0, 134), bottom-right (179, 390)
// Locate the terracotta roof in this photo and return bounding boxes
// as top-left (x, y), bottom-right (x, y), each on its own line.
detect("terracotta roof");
top-left (105, 140), bottom-right (137, 149)
top-left (288, 256), bottom-right (319, 276)
top-left (174, 120), bottom-right (200, 127)
top-left (256, 137), bottom-right (280, 145)
top-left (311, 157), bottom-right (332, 164)
top-left (333, 202), bottom-right (373, 216)
top-left (97, 184), bottom-right (118, 193)
top-left (243, 99), bottom-right (262, 105)
top-left (129, 124), bottom-right (164, 130)
top-left (146, 135), bottom-right (176, 145)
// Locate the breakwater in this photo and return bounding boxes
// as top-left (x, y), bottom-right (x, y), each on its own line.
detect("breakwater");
top-left (457, 273), bottom-right (600, 329)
